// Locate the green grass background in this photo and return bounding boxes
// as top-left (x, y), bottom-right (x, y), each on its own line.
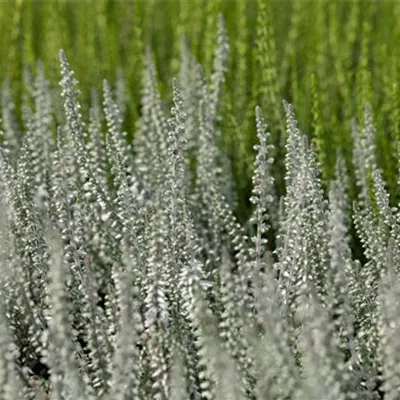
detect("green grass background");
top-left (1, 0), bottom-right (400, 218)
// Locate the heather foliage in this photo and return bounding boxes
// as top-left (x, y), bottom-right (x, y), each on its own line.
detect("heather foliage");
top-left (3, 1), bottom-right (400, 215)
top-left (1, 10), bottom-right (400, 400)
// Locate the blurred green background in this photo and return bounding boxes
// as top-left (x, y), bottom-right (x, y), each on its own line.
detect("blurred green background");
top-left (2, 0), bottom-right (400, 217)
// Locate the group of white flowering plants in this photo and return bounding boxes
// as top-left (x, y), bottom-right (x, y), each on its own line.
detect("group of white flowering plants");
top-left (0, 16), bottom-right (399, 400)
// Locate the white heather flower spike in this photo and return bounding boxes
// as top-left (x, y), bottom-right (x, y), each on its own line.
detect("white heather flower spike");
top-left (59, 49), bottom-right (85, 139)
top-left (250, 105), bottom-right (275, 275)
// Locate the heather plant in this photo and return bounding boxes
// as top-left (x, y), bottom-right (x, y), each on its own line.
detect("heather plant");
top-left (1, 8), bottom-right (400, 400)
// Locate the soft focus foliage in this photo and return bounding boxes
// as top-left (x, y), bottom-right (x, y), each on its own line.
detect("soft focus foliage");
top-left (2, 0), bottom-right (400, 214)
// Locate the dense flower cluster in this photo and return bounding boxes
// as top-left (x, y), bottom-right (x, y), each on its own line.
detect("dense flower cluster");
top-left (0, 15), bottom-right (399, 400)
